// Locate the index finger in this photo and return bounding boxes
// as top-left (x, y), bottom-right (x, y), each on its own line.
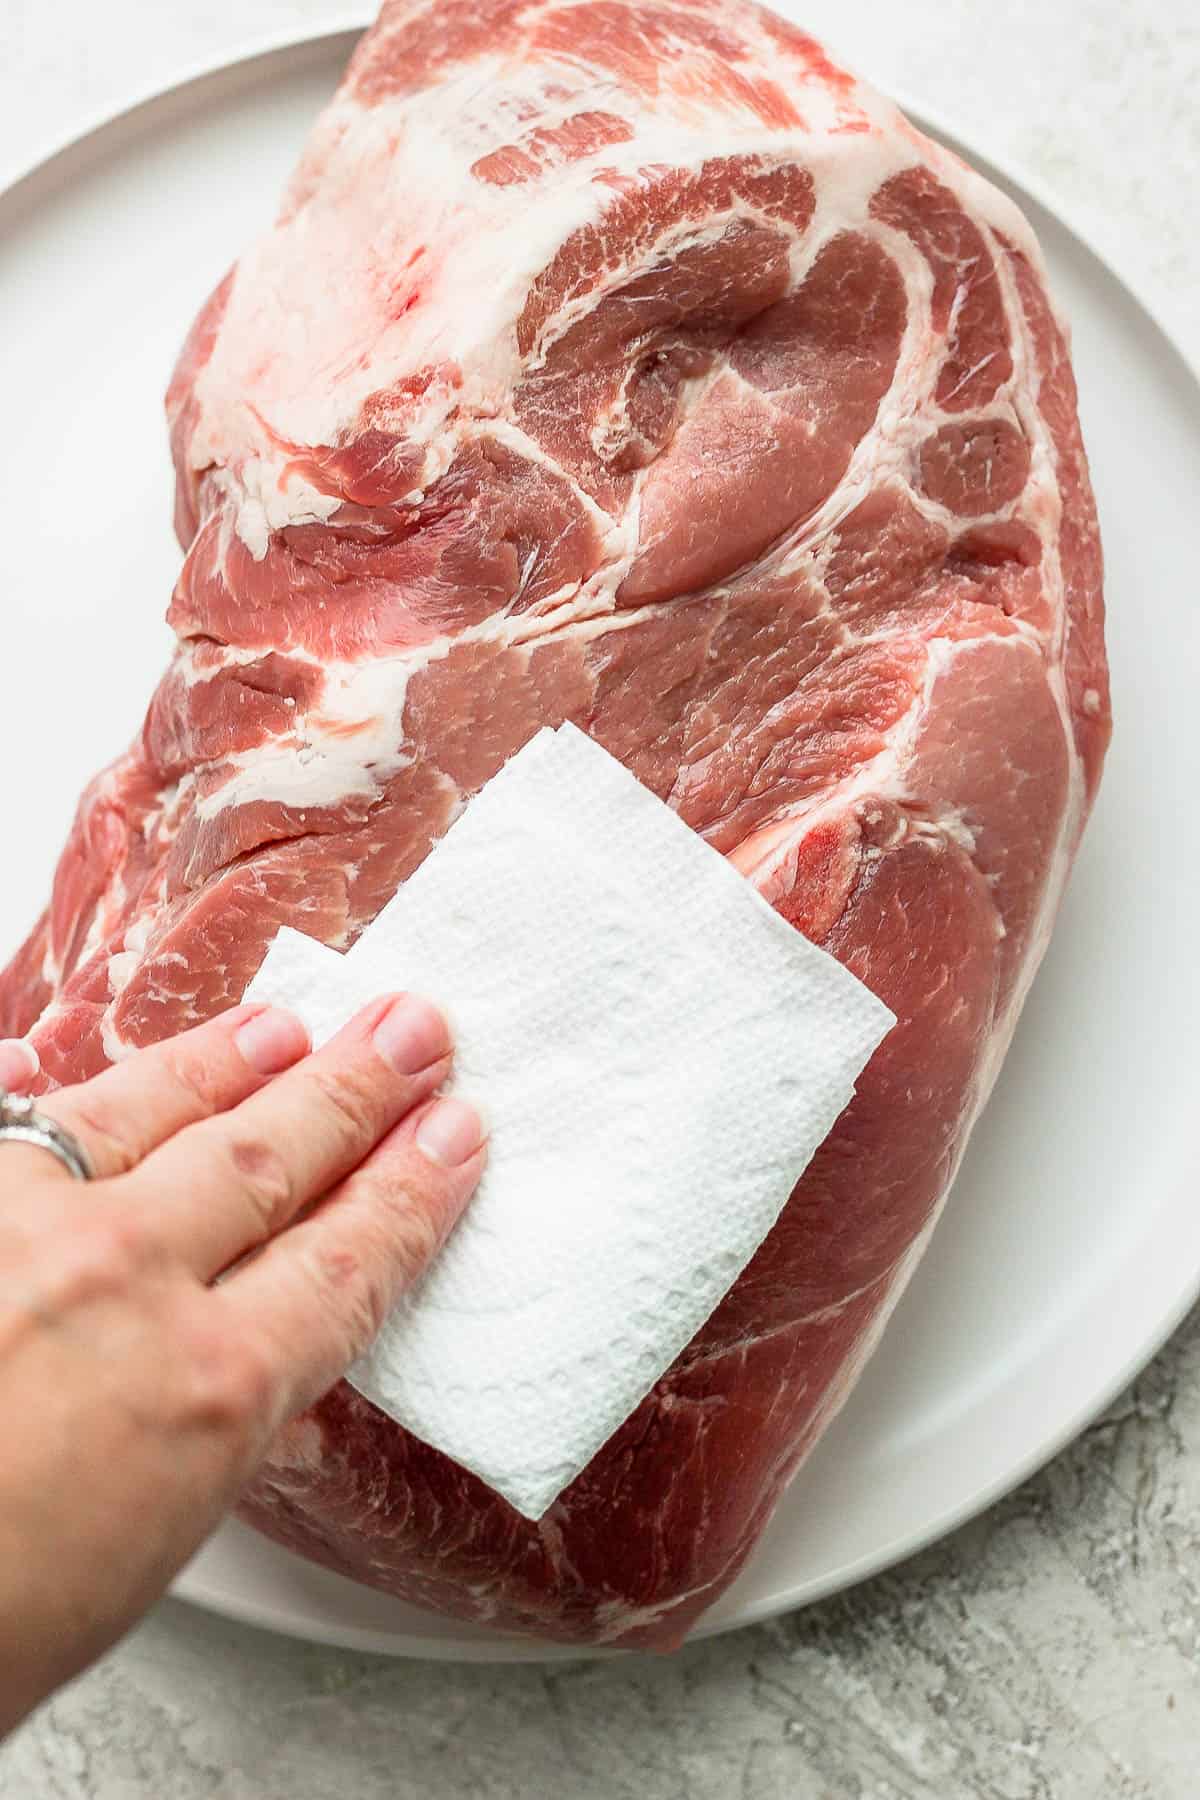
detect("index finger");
top-left (0, 1040), bottom-right (40, 1094)
top-left (121, 992), bottom-right (453, 1278)
top-left (32, 1004), bottom-right (311, 1184)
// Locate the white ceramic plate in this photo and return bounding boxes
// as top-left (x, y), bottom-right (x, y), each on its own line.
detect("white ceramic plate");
top-left (2, 24), bottom-right (1198, 1664)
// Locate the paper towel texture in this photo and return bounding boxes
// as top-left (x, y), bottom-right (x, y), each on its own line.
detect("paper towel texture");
top-left (245, 725), bottom-right (895, 1518)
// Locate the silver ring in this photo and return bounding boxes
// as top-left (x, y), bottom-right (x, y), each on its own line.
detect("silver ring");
top-left (0, 1088), bottom-right (95, 1182)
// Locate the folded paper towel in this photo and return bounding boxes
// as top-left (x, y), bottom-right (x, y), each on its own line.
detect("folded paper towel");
top-left (245, 724), bottom-right (895, 1518)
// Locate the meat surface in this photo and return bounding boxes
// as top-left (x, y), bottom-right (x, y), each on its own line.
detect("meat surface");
top-left (0, 0), bottom-right (1109, 1649)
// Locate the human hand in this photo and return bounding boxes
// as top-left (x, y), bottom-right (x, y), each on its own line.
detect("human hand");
top-left (0, 996), bottom-right (485, 1735)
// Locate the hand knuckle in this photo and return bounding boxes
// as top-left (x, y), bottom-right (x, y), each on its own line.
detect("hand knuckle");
top-left (161, 1043), bottom-right (225, 1115)
top-left (308, 1067), bottom-right (379, 1153)
top-left (224, 1135), bottom-right (294, 1238)
top-left (186, 1324), bottom-right (278, 1436)
top-left (57, 1097), bottom-right (142, 1178)
top-left (45, 1212), bottom-right (146, 1308)
top-left (343, 1276), bottom-right (391, 1358)
top-left (228, 1343), bottom-right (278, 1428)
top-left (388, 1206), bottom-right (443, 1285)
top-left (307, 1242), bottom-right (391, 1360)
top-left (369, 1165), bottom-right (445, 1271)
top-left (356, 1176), bottom-right (444, 1289)
top-left (102, 1201), bottom-right (161, 1273)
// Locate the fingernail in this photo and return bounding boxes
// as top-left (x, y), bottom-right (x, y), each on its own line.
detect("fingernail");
top-left (235, 1007), bottom-right (310, 1076)
top-left (415, 1096), bottom-right (485, 1168)
top-left (372, 995), bottom-right (450, 1075)
top-left (0, 1039), bottom-right (39, 1086)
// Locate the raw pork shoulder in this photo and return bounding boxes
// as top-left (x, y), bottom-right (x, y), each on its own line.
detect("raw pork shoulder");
top-left (0, 0), bottom-right (1109, 1648)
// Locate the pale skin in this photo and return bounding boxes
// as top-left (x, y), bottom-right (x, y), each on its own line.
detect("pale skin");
top-left (0, 995), bottom-right (486, 1738)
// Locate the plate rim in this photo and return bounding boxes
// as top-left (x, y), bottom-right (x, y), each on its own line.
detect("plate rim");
top-left (3, 12), bottom-right (1194, 391)
top-left (4, 18), bottom-right (1198, 1663)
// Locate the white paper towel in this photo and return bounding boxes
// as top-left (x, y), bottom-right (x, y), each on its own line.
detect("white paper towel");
top-left (245, 724), bottom-right (895, 1519)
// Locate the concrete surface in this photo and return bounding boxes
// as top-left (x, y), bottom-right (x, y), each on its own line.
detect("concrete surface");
top-left (1, 3), bottom-right (1197, 1795)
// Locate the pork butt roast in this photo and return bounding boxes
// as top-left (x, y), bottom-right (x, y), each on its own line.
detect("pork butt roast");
top-left (0, 0), bottom-right (1109, 1648)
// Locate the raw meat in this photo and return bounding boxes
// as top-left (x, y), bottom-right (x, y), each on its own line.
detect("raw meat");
top-left (0, 0), bottom-right (1109, 1649)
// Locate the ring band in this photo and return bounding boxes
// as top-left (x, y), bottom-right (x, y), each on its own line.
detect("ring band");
top-left (0, 1088), bottom-right (95, 1182)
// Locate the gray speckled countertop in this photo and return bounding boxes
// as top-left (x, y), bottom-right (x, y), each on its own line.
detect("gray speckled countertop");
top-left (1, 4), bottom-right (1198, 1795)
